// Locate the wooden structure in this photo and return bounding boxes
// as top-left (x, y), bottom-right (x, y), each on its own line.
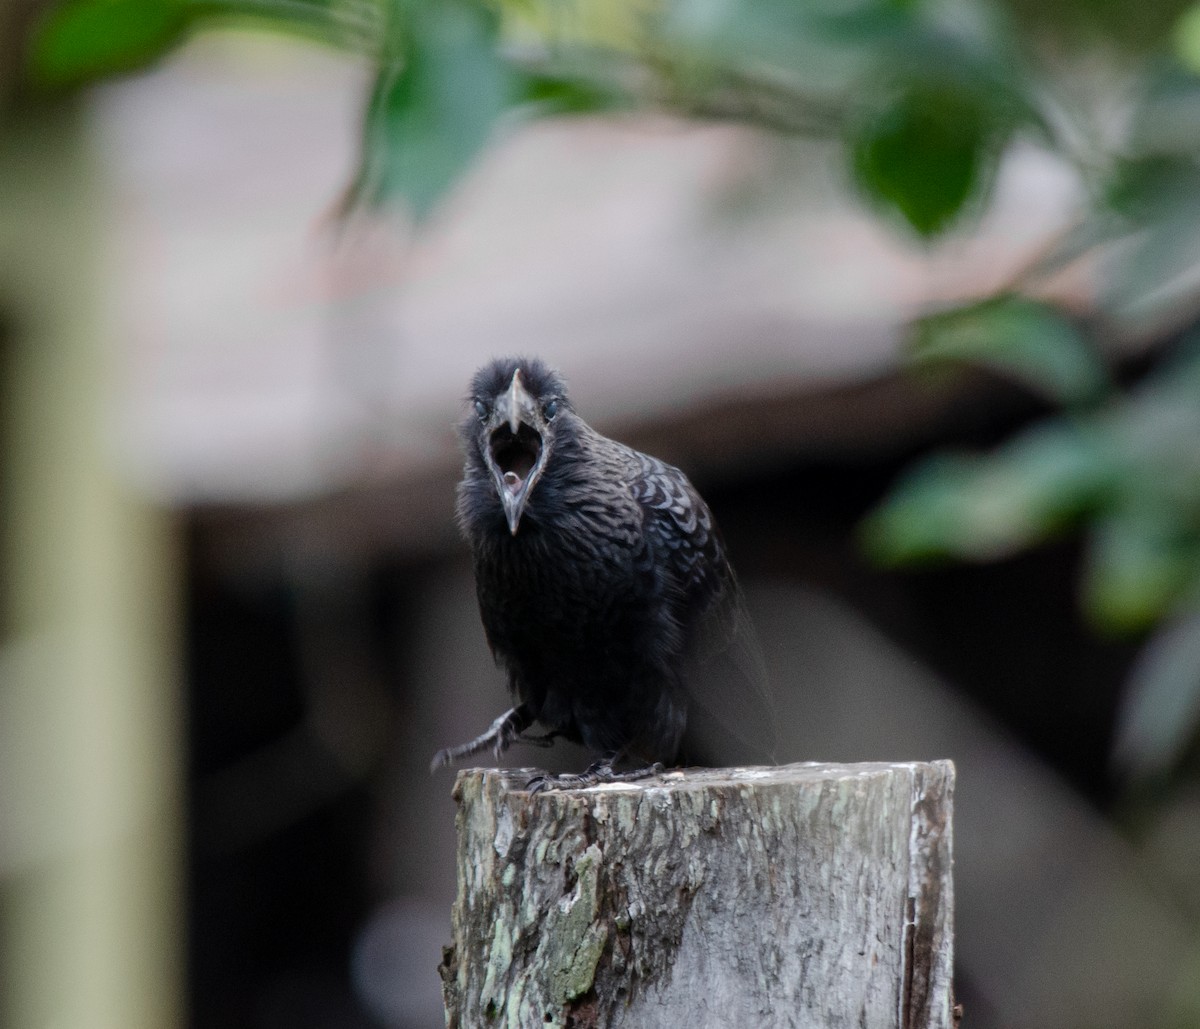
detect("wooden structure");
top-left (440, 761), bottom-right (955, 1028)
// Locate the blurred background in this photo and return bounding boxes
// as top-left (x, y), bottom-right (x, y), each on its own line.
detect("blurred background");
top-left (5, 0), bottom-right (1200, 1026)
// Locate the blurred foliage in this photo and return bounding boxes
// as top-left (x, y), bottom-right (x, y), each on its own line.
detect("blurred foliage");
top-left (865, 334), bottom-right (1200, 775)
top-left (863, 342), bottom-right (1200, 610)
top-left (351, 3), bottom-right (515, 214)
top-left (30, 0), bottom-right (191, 85)
top-left (850, 81), bottom-right (1002, 237)
top-left (24, 0), bottom-right (1044, 222)
top-left (20, 0), bottom-right (1200, 774)
top-left (907, 296), bottom-right (1109, 405)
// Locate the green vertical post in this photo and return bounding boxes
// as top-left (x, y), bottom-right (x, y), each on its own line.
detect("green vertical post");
top-left (0, 104), bottom-right (184, 1029)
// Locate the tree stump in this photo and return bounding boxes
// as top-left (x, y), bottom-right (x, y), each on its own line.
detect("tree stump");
top-left (439, 761), bottom-right (954, 1029)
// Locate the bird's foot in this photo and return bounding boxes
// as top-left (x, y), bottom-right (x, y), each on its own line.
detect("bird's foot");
top-left (430, 706), bottom-right (536, 772)
top-left (526, 760), bottom-right (665, 794)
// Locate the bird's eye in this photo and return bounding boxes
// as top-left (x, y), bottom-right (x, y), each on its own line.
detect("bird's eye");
top-left (543, 399), bottom-right (558, 420)
top-left (474, 400), bottom-right (488, 422)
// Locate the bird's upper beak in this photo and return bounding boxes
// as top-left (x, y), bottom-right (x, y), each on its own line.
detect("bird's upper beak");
top-left (484, 369), bottom-right (550, 535)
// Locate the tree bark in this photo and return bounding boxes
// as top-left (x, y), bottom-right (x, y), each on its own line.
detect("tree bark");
top-left (440, 761), bottom-right (954, 1029)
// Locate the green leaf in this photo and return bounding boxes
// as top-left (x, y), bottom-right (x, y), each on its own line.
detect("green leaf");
top-left (862, 422), bottom-right (1116, 564)
top-left (859, 455), bottom-right (974, 564)
top-left (1098, 158), bottom-right (1200, 329)
top-left (1113, 609), bottom-right (1200, 777)
top-left (868, 336), bottom-right (1200, 581)
top-left (909, 297), bottom-right (1110, 406)
top-left (1105, 339), bottom-right (1200, 501)
top-left (30, 0), bottom-right (191, 87)
top-left (356, 2), bottom-right (517, 217)
top-left (30, 0), bottom-right (379, 89)
top-left (850, 81), bottom-right (999, 237)
top-left (1105, 156), bottom-right (1195, 220)
top-left (517, 73), bottom-right (624, 116)
top-left (1175, 2), bottom-right (1200, 74)
top-left (1084, 508), bottom-right (1200, 631)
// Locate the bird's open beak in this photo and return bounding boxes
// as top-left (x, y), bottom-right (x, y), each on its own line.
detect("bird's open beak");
top-left (485, 369), bottom-right (549, 535)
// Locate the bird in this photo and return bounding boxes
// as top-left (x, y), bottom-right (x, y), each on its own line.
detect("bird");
top-left (431, 356), bottom-right (765, 791)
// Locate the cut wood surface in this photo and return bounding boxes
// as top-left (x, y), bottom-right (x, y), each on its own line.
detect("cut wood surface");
top-left (440, 761), bottom-right (955, 1029)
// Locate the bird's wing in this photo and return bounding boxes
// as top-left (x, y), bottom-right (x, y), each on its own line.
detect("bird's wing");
top-left (631, 450), bottom-right (777, 765)
top-left (631, 451), bottom-right (730, 627)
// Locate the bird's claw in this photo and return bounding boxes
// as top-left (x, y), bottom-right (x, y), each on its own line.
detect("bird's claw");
top-left (525, 760), bottom-right (665, 794)
top-left (431, 706), bottom-right (553, 772)
top-left (525, 772), bottom-right (555, 795)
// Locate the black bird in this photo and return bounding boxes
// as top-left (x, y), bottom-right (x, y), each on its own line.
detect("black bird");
top-left (432, 357), bottom-right (764, 790)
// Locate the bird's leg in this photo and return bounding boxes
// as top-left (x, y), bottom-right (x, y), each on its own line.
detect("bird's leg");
top-left (526, 756), bottom-right (665, 794)
top-left (430, 704), bottom-right (537, 771)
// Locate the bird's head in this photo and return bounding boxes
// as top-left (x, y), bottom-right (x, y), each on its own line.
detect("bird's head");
top-left (464, 357), bottom-right (571, 536)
